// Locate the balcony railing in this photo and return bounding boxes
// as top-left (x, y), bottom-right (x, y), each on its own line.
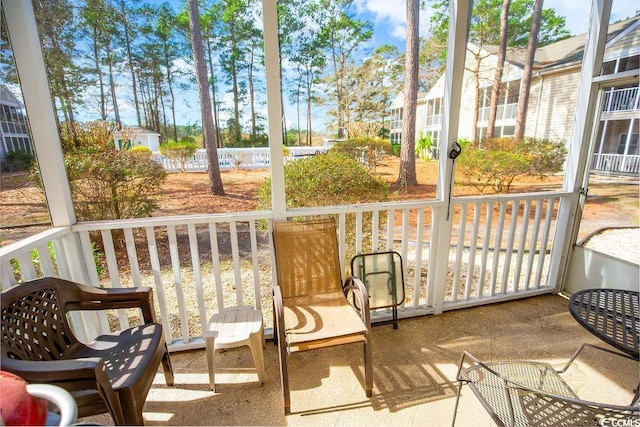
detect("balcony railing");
top-left (425, 114), bottom-right (442, 127)
top-left (603, 87), bottom-right (639, 113)
top-left (0, 190), bottom-right (572, 352)
top-left (477, 103), bottom-right (518, 123)
top-left (592, 153), bottom-right (640, 174)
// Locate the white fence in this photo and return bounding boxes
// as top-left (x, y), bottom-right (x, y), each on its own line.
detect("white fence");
top-left (154, 147), bottom-right (322, 172)
top-left (1, 191), bottom-right (571, 352)
top-left (592, 153), bottom-right (640, 174)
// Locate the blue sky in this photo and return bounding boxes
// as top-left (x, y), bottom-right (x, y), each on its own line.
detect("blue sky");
top-left (355, 0), bottom-right (636, 49)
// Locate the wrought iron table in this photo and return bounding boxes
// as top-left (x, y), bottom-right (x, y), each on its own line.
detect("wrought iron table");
top-left (568, 288), bottom-right (639, 360)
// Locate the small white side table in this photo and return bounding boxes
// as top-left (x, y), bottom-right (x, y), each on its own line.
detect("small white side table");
top-left (204, 305), bottom-right (266, 391)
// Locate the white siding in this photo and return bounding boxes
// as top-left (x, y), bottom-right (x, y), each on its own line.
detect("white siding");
top-left (526, 69), bottom-right (581, 143)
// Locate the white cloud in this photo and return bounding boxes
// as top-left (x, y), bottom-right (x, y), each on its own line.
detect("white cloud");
top-left (355, 0), bottom-right (406, 39)
top-left (541, 0), bottom-right (636, 36)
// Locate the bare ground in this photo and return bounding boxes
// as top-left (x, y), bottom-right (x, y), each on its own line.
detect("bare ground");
top-left (1, 158), bottom-right (638, 247)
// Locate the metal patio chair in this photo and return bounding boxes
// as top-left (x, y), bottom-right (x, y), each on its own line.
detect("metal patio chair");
top-left (452, 350), bottom-right (639, 427)
top-left (351, 251), bottom-right (405, 329)
top-left (1, 277), bottom-right (174, 425)
top-left (271, 218), bottom-right (373, 414)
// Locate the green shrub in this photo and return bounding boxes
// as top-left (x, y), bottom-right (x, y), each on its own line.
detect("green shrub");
top-left (415, 132), bottom-right (433, 161)
top-left (6, 150), bottom-right (34, 171)
top-left (160, 140), bottom-right (198, 172)
top-left (258, 151), bottom-right (389, 209)
top-left (456, 137), bottom-right (566, 193)
top-left (64, 147), bottom-right (166, 221)
top-left (329, 137), bottom-right (391, 171)
top-left (129, 145), bottom-right (152, 156)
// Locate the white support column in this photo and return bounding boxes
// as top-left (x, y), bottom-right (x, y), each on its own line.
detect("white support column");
top-left (4, 0), bottom-right (76, 227)
top-left (429, 0), bottom-right (472, 314)
top-left (262, 0), bottom-right (286, 219)
top-left (548, 0), bottom-right (612, 291)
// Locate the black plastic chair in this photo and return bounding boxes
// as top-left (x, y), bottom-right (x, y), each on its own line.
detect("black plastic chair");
top-left (1, 277), bottom-right (174, 425)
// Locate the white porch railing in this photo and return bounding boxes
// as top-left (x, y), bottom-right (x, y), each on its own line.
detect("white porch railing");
top-left (477, 103), bottom-right (518, 123)
top-left (154, 147), bottom-right (322, 172)
top-left (0, 191), bottom-right (572, 352)
top-left (426, 114), bottom-right (442, 127)
top-left (603, 86), bottom-right (639, 113)
top-left (591, 153), bottom-right (640, 174)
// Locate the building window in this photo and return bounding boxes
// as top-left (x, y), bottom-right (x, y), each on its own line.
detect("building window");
top-left (602, 54), bottom-right (640, 76)
top-left (617, 133), bottom-right (639, 155)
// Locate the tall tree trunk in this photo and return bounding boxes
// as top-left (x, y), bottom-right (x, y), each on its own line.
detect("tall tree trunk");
top-left (514, 0), bottom-right (543, 140)
top-left (249, 47), bottom-right (256, 142)
top-left (206, 38), bottom-right (222, 147)
top-left (105, 41), bottom-right (121, 129)
top-left (91, 27), bottom-right (107, 120)
top-left (229, 23), bottom-right (242, 143)
top-left (119, 0), bottom-right (142, 126)
top-left (163, 44), bottom-right (178, 141)
top-left (487, 0), bottom-right (511, 139)
top-left (472, 76), bottom-right (480, 142)
top-left (296, 69), bottom-right (302, 145)
top-left (306, 64), bottom-right (313, 146)
top-left (396, 0), bottom-right (419, 188)
top-left (187, 0), bottom-right (224, 195)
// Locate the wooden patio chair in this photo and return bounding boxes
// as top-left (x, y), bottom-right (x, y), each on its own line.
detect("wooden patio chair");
top-left (452, 350), bottom-right (639, 427)
top-left (1, 277), bottom-right (175, 425)
top-left (272, 218), bottom-right (373, 414)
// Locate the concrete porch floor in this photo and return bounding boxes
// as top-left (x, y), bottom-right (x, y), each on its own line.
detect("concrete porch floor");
top-left (80, 294), bottom-right (639, 426)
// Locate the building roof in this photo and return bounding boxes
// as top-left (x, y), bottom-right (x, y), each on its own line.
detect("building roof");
top-left (481, 15), bottom-right (640, 71)
top-left (112, 126), bottom-right (161, 136)
top-left (0, 85), bottom-right (24, 108)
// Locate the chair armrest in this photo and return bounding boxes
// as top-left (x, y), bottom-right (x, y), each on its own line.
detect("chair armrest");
top-left (67, 284), bottom-right (157, 324)
top-left (343, 276), bottom-right (371, 328)
top-left (273, 285), bottom-right (287, 344)
top-left (1, 356), bottom-right (106, 384)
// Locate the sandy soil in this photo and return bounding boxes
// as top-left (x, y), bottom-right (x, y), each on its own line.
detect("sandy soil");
top-left (1, 157), bottom-right (638, 249)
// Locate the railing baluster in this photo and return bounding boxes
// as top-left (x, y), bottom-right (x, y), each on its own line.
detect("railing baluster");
top-left (249, 220), bottom-right (262, 308)
top-left (502, 200), bottom-right (520, 294)
top-left (386, 209), bottom-right (395, 251)
top-left (124, 228), bottom-right (141, 287)
top-left (188, 224), bottom-right (207, 334)
top-left (524, 199), bottom-right (543, 290)
top-left (101, 230), bottom-right (130, 330)
top-left (372, 210), bottom-right (380, 251)
top-left (208, 222), bottom-right (224, 311)
top-left (36, 243), bottom-right (55, 277)
top-left (479, 202), bottom-right (494, 297)
top-left (490, 201), bottom-right (507, 296)
top-left (167, 225), bottom-right (189, 343)
top-left (513, 199), bottom-right (531, 291)
top-left (229, 221), bottom-right (243, 306)
top-left (413, 207), bottom-right (425, 307)
top-left (452, 203), bottom-right (468, 302)
top-left (355, 212), bottom-right (363, 254)
top-left (145, 226), bottom-right (172, 343)
top-left (465, 202), bottom-right (482, 299)
top-left (536, 197), bottom-right (556, 287)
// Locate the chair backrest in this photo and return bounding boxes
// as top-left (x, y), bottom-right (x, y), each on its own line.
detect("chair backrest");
top-left (1, 282), bottom-right (78, 361)
top-left (272, 218), bottom-right (343, 299)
